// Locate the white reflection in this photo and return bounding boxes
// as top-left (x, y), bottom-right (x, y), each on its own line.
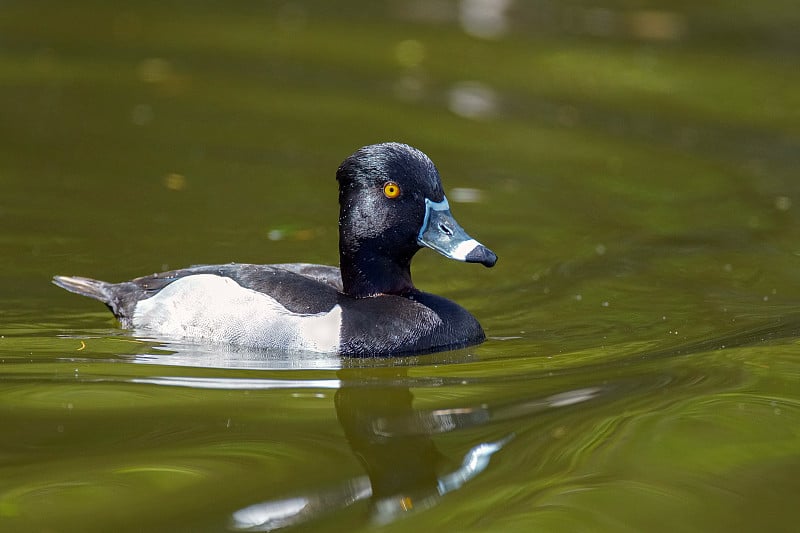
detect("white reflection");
top-left (459, 0), bottom-right (513, 39)
top-left (436, 434), bottom-right (513, 494)
top-left (232, 477), bottom-right (372, 531)
top-left (132, 376), bottom-right (340, 390)
top-left (450, 187), bottom-right (484, 203)
top-left (233, 497), bottom-right (310, 531)
top-left (231, 436), bottom-right (512, 530)
top-left (546, 387), bottom-right (602, 407)
top-left (132, 340), bottom-right (343, 370)
top-left (448, 81), bottom-right (498, 119)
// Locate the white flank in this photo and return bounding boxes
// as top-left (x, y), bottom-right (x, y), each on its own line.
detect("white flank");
top-left (450, 238), bottom-right (480, 261)
top-left (133, 274), bottom-right (342, 352)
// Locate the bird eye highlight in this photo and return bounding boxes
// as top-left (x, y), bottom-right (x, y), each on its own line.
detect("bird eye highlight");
top-left (383, 182), bottom-right (401, 199)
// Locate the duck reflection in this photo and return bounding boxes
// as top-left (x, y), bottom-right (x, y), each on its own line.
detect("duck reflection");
top-left (333, 368), bottom-right (513, 525)
top-left (120, 339), bottom-right (601, 529)
top-left (231, 366), bottom-right (601, 531)
top-left (88, 320), bottom-right (773, 531)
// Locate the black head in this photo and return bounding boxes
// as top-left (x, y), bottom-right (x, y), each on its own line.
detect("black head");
top-left (336, 142), bottom-right (496, 298)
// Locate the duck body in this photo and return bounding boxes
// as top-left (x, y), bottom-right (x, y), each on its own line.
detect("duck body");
top-left (54, 143), bottom-right (496, 357)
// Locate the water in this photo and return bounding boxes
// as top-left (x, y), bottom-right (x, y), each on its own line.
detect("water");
top-left (2, 1), bottom-right (800, 531)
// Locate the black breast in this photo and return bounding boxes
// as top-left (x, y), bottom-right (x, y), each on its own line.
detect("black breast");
top-left (338, 291), bottom-right (484, 357)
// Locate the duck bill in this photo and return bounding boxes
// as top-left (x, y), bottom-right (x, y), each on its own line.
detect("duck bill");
top-left (417, 197), bottom-right (497, 267)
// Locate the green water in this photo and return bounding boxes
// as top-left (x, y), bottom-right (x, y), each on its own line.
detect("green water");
top-left (2, 1), bottom-right (800, 531)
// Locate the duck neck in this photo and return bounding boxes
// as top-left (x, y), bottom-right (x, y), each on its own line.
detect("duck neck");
top-left (339, 242), bottom-right (417, 298)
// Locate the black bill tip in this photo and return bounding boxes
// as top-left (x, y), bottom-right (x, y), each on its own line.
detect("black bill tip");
top-left (465, 245), bottom-right (498, 268)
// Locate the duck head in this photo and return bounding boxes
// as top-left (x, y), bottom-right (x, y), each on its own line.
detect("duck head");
top-left (336, 143), bottom-right (497, 298)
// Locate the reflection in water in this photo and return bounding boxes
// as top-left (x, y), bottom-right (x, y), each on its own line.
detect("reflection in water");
top-left (132, 376), bottom-right (340, 390)
top-left (449, 187), bottom-right (485, 203)
top-left (106, 329), bottom-right (793, 531)
top-left (230, 434), bottom-right (512, 531)
top-left (125, 334), bottom-right (487, 371)
top-left (459, 0), bottom-right (513, 39)
top-left (232, 477), bottom-right (372, 532)
top-left (229, 367), bottom-right (603, 531)
top-left (448, 81), bottom-right (499, 119)
top-left (131, 340), bottom-right (345, 370)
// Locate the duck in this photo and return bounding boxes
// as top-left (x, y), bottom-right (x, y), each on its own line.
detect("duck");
top-left (53, 142), bottom-right (497, 357)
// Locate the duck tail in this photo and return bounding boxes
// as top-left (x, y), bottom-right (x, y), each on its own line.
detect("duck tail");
top-left (53, 275), bottom-right (142, 324)
top-left (53, 275), bottom-right (116, 306)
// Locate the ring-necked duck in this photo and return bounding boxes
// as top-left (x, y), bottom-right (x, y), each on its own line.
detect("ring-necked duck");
top-left (53, 143), bottom-right (497, 356)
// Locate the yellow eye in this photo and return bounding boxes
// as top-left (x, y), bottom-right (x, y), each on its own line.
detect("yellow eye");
top-left (383, 181), bottom-right (401, 199)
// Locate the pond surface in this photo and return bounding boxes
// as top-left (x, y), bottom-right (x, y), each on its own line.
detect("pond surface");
top-left (2, 1), bottom-right (800, 532)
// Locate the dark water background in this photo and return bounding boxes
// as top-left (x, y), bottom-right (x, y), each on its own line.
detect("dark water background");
top-left (2, 1), bottom-right (799, 531)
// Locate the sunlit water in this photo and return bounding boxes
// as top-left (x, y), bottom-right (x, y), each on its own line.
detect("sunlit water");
top-left (2, 1), bottom-right (800, 532)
